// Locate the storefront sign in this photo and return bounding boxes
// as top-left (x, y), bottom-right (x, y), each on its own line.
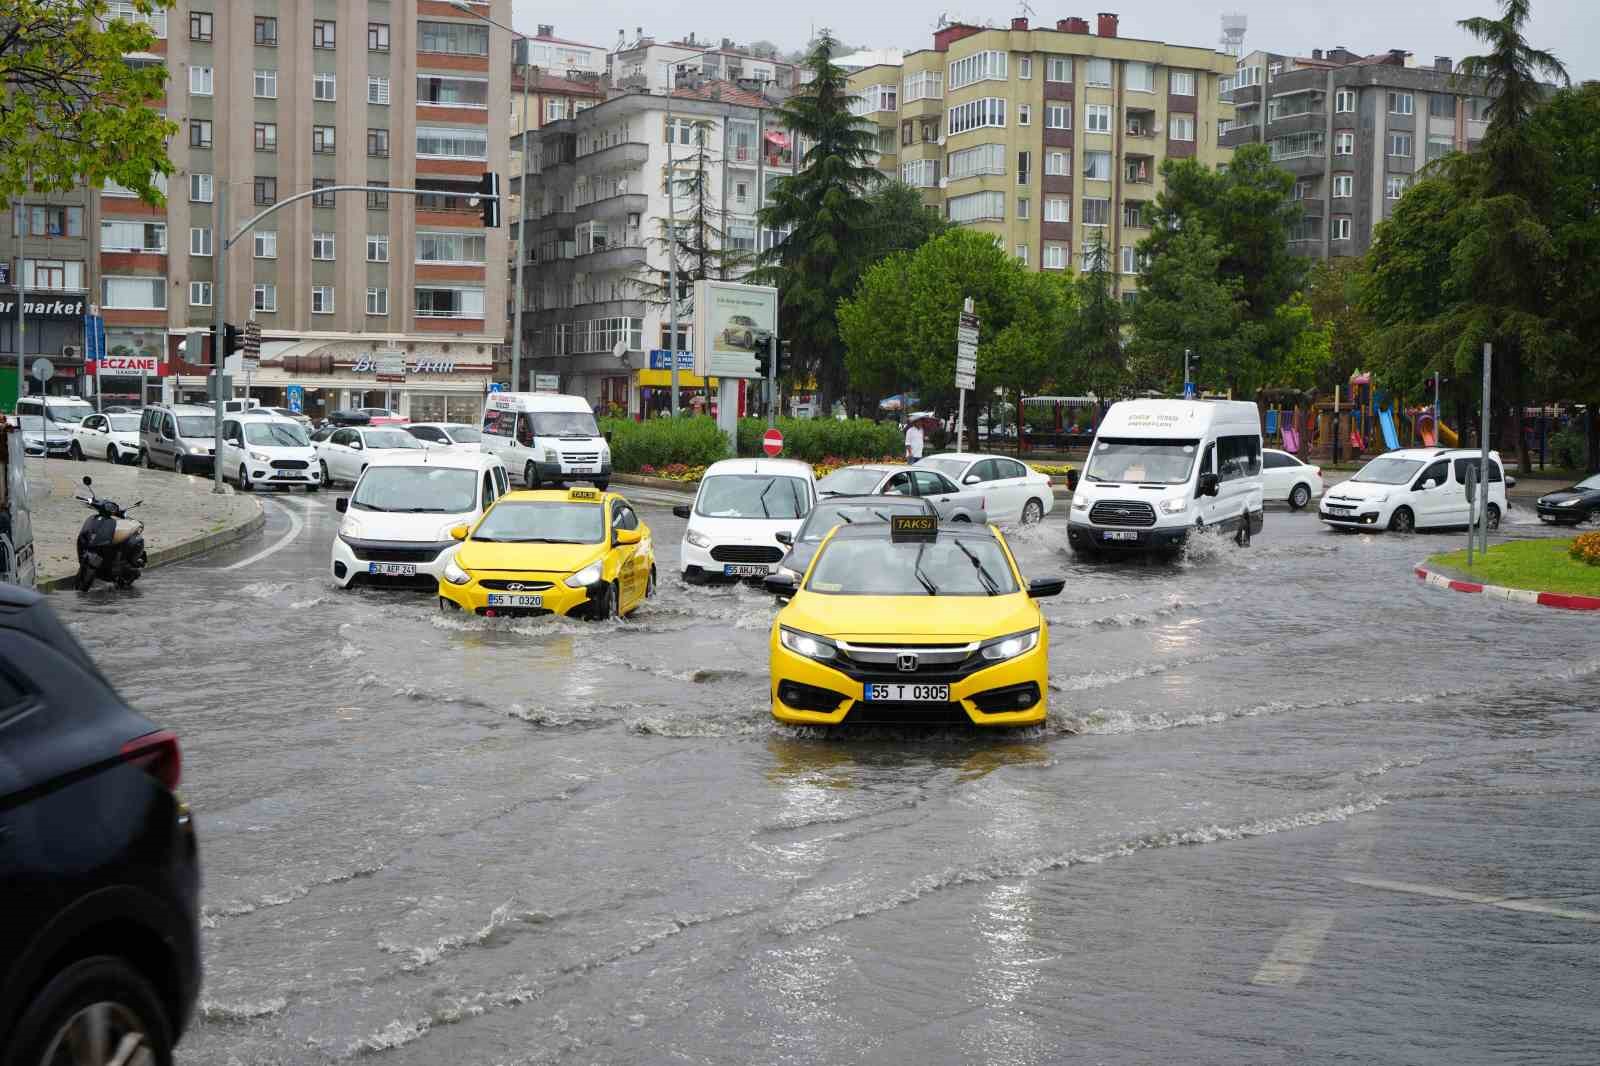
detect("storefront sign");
top-left (351, 354), bottom-right (459, 376)
top-left (534, 373), bottom-right (560, 392)
top-left (0, 292), bottom-right (88, 319)
top-left (101, 354), bottom-right (160, 374)
top-left (648, 350), bottom-right (695, 370)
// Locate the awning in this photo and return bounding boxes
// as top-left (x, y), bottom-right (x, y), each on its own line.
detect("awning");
top-left (638, 369), bottom-right (715, 387)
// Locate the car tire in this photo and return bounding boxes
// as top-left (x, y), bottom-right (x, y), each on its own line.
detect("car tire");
top-left (69, 442), bottom-right (83, 461)
top-left (143, 449), bottom-right (155, 470)
top-left (1289, 483), bottom-right (1311, 510)
top-left (319, 460), bottom-right (332, 486)
top-left (174, 455), bottom-right (186, 475)
top-left (108, 446), bottom-right (120, 465)
top-left (647, 566), bottom-right (657, 598)
top-left (306, 481), bottom-right (320, 493)
top-left (1487, 504), bottom-right (1501, 531)
top-left (1388, 506), bottom-right (1415, 534)
top-left (589, 580), bottom-right (616, 621)
top-left (524, 461), bottom-right (541, 489)
top-left (1235, 515), bottom-right (1252, 547)
top-left (594, 480), bottom-right (609, 492)
top-left (9, 956), bottom-right (174, 1066)
top-left (238, 465), bottom-right (252, 492)
top-left (1021, 499), bottom-right (1044, 525)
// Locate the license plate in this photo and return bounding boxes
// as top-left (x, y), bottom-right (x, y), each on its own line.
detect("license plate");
top-left (865, 683), bottom-right (950, 702)
top-left (1327, 506), bottom-right (1354, 515)
top-left (368, 562), bottom-right (416, 576)
top-left (1103, 530), bottom-right (1140, 542)
top-left (723, 563), bottom-right (770, 577)
top-left (487, 593), bottom-right (542, 607)
top-left (569, 466), bottom-right (596, 474)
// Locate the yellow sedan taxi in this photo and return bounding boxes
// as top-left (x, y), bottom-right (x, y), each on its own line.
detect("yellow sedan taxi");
top-left (764, 515), bottom-right (1063, 727)
top-left (438, 487), bottom-right (655, 619)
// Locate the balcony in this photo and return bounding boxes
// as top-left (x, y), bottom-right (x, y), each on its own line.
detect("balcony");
top-left (1124, 156), bottom-right (1155, 185)
top-left (1124, 108), bottom-right (1156, 140)
top-left (1278, 154), bottom-right (1327, 178)
top-left (574, 193), bottom-right (647, 226)
top-left (1295, 198), bottom-right (1325, 217)
top-left (1228, 83), bottom-right (1261, 105)
top-left (1267, 110), bottom-right (1327, 138)
top-left (576, 242), bottom-right (646, 274)
top-left (1220, 125), bottom-right (1260, 148)
top-left (576, 141), bottom-right (649, 177)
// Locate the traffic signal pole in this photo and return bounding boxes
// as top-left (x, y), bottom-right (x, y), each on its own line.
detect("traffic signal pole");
top-left (211, 184), bottom-right (227, 493)
top-left (767, 335), bottom-right (777, 428)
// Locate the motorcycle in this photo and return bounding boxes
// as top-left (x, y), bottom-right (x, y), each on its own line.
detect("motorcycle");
top-left (75, 476), bottom-right (146, 590)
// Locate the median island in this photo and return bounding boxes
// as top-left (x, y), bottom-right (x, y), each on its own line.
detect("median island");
top-left (1428, 534), bottom-right (1600, 599)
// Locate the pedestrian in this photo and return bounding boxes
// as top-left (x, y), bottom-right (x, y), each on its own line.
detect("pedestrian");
top-left (904, 419), bottom-right (924, 462)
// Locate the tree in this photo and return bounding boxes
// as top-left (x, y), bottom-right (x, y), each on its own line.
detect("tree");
top-left (1064, 230), bottom-right (1126, 399)
top-left (859, 180), bottom-right (949, 264)
top-left (754, 30), bottom-right (883, 413)
top-left (0, 0), bottom-right (176, 208)
top-left (1298, 259), bottom-right (1372, 392)
top-left (1457, 0), bottom-right (1569, 203)
top-left (1127, 230), bottom-right (1243, 392)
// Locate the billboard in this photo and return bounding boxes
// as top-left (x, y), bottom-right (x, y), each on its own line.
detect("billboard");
top-left (692, 280), bottom-right (775, 379)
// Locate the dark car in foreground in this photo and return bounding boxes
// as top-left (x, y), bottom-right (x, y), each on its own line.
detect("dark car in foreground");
top-left (772, 495), bottom-right (938, 583)
top-left (1536, 473), bottom-right (1600, 525)
top-left (0, 585), bottom-right (200, 1065)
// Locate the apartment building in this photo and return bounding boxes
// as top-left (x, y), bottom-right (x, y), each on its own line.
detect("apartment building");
top-left (1222, 48), bottom-right (1491, 258)
top-left (515, 82), bottom-right (799, 413)
top-left (851, 13), bottom-right (1235, 295)
top-left (610, 35), bottom-right (801, 94)
top-left (2, 187), bottom-right (93, 398)
top-left (514, 25), bottom-right (607, 76)
top-left (92, 0), bottom-right (510, 420)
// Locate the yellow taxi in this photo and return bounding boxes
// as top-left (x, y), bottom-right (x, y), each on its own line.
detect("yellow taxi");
top-left (438, 486), bottom-right (654, 619)
top-left (764, 515), bottom-right (1063, 727)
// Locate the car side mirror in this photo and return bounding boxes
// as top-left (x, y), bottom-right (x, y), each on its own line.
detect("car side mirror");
top-left (1197, 472), bottom-right (1220, 497)
top-left (763, 572), bottom-right (796, 597)
top-left (449, 524), bottom-right (469, 541)
top-left (775, 530), bottom-right (793, 545)
top-left (963, 473), bottom-right (981, 485)
top-left (672, 504), bottom-right (692, 519)
top-left (1505, 476), bottom-right (1517, 488)
top-left (613, 527), bottom-right (642, 545)
top-left (350, 440), bottom-right (363, 451)
top-left (1028, 577), bottom-right (1066, 599)
top-left (335, 498), bottom-right (348, 513)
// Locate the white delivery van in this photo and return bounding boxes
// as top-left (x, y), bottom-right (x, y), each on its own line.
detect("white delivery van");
top-left (481, 393), bottom-right (612, 489)
top-left (1067, 399), bottom-right (1264, 555)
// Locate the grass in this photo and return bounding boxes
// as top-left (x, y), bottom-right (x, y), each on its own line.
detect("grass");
top-left (1429, 537), bottom-right (1600, 598)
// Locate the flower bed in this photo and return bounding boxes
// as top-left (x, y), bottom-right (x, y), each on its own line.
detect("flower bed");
top-left (1572, 530), bottom-right (1600, 566)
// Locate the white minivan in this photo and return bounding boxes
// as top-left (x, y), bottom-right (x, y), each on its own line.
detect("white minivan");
top-left (481, 392), bottom-right (611, 489)
top-left (674, 458), bottom-right (817, 583)
top-left (221, 412), bottom-right (321, 492)
top-left (1068, 399), bottom-right (1265, 555)
top-left (1319, 448), bottom-right (1509, 533)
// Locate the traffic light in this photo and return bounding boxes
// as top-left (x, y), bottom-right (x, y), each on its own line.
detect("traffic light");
top-left (754, 346), bottom-right (771, 378)
top-left (211, 322), bottom-right (243, 363)
top-left (479, 171), bottom-right (501, 228)
top-left (774, 341), bottom-right (790, 378)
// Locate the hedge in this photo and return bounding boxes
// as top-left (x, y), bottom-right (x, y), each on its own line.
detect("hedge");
top-left (735, 417), bottom-right (904, 463)
top-left (600, 416), bottom-right (729, 472)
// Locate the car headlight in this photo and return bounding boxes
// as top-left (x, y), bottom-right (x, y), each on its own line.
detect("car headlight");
top-left (443, 558), bottom-right (471, 585)
top-left (980, 628), bottom-right (1040, 662)
top-left (1370, 492), bottom-right (1389, 504)
top-left (779, 626), bottom-right (838, 662)
top-left (249, 451), bottom-right (271, 462)
top-left (1559, 498), bottom-right (1581, 508)
top-left (775, 565), bottom-right (802, 582)
top-left (1071, 495), bottom-right (1088, 511)
top-left (565, 561), bottom-right (604, 588)
top-left (685, 528), bottom-right (711, 549)
top-left (1159, 497), bottom-right (1188, 515)
top-left (543, 448), bottom-right (558, 462)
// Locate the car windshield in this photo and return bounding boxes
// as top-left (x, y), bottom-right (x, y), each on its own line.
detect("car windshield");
top-left (177, 416), bottom-right (216, 437)
top-left (107, 415), bottom-right (141, 432)
top-left (800, 500), bottom-right (930, 542)
top-left (1353, 457), bottom-right (1425, 485)
top-left (47, 402), bottom-right (95, 424)
top-left (695, 475), bottom-right (810, 519)
top-left (532, 412), bottom-right (599, 437)
top-left (444, 426), bottom-right (482, 443)
top-left (919, 457), bottom-right (969, 480)
top-left (244, 422), bottom-right (310, 447)
top-left (1575, 474), bottom-right (1600, 491)
top-left (816, 468), bottom-right (887, 495)
top-left (1084, 438), bottom-right (1200, 485)
top-left (352, 467), bottom-right (478, 513)
top-left (364, 429), bottom-right (423, 450)
top-left (472, 502), bottom-right (603, 543)
top-left (806, 536), bottom-right (1019, 596)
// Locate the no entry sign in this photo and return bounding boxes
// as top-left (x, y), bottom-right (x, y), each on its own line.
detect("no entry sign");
top-left (762, 428), bottom-right (784, 457)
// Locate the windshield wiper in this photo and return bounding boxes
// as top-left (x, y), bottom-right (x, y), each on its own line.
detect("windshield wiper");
top-left (398, 507), bottom-right (450, 512)
top-left (912, 543), bottom-right (939, 595)
top-left (834, 512), bottom-right (853, 523)
top-left (870, 510), bottom-right (894, 522)
top-left (953, 540), bottom-right (1001, 595)
top-left (757, 479), bottom-right (778, 518)
top-left (352, 503), bottom-right (390, 512)
top-left (1084, 473), bottom-right (1105, 482)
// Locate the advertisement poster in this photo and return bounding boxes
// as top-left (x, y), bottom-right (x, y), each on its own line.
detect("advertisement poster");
top-left (692, 280), bottom-right (774, 379)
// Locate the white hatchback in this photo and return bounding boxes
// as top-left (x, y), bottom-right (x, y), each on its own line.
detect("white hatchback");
top-left (222, 413), bottom-right (321, 492)
top-left (405, 422), bottom-right (483, 451)
top-left (71, 412), bottom-right (144, 464)
top-left (916, 452), bottom-right (1054, 524)
top-left (315, 425), bottom-right (427, 486)
top-left (1262, 449), bottom-right (1324, 510)
top-left (674, 458), bottom-right (817, 583)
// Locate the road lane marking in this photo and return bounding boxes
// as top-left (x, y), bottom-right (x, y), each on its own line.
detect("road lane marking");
top-left (219, 497), bottom-right (306, 572)
top-left (1345, 876), bottom-right (1600, 922)
top-left (1251, 909), bottom-right (1337, 987)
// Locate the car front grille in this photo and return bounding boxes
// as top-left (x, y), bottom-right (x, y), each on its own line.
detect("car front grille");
top-left (562, 452), bottom-right (602, 465)
top-left (271, 459), bottom-right (309, 470)
top-left (1089, 500), bottom-right (1157, 527)
top-left (833, 640), bottom-right (983, 682)
top-left (710, 544), bottom-right (784, 563)
top-left (342, 538), bottom-right (453, 563)
top-left (843, 701), bottom-right (971, 726)
top-left (479, 579), bottom-right (555, 591)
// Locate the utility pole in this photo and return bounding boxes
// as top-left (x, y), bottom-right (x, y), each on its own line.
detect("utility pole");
top-left (766, 335), bottom-right (777, 428)
top-left (1478, 342), bottom-right (1491, 556)
top-left (13, 185), bottom-right (27, 492)
top-left (511, 62), bottom-right (534, 393)
top-left (211, 183), bottom-right (227, 493)
top-left (666, 108), bottom-right (680, 416)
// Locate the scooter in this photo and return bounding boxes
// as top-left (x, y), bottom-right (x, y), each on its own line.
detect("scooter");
top-left (75, 476), bottom-right (146, 590)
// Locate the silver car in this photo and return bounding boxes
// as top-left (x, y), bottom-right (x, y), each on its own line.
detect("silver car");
top-left (814, 463), bottom-right (988, 523)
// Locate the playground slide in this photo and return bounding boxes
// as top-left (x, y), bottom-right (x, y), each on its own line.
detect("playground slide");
top-left (1438, 421), bottom-right (1459, 446)
top-left (1378, 408), bottom-right (1401, 450)
top-left (1281, 425), bottom-right (1300, 454)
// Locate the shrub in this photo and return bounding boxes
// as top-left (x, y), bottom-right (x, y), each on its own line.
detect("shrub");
top-left (1550, 427), bottom-right (1588, 471)
top-left (1572, 531), bottom-right (1600, 567)
top-left (735, 417), bottom-right (904, 463)
top-left (601, 415), bottom-right (728, 472)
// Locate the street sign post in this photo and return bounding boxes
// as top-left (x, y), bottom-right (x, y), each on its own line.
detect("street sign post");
top-left (763, 428), bottom-right (784, 457)
top-left (30, 358), bottom-right (54, 385)
top-left (955, 301), bottom-right (978, 450)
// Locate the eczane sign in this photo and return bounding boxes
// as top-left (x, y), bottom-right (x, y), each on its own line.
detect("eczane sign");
top-left (99, 354), bottom-right (160, 374)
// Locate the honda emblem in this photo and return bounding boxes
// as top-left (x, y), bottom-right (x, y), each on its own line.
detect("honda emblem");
top-left (897, 653), bottom-right (918, 673)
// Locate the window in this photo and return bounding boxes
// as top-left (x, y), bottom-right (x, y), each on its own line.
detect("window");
top-left (1044, 150), bottom-right (1069, 176)
top-left (1170, 70), bottom-right (1195, 95)
top-left (1046, 57), bottom-right (1071, 82)
top-left (947, 143), bottom-right (1006, 181)
top-left (189, 10), bottom-right (212, 41)
top-left (253, 230), bottom-right (277, 258)
top-left (1125, 61), bottom-right (1154, 93)
top-left (1017, 150), bottom-right (1030, 186)
top-left (1333, 174), bottom-right (1353, 197)
top-left (189, 281), bottom-right (212, 307)
top-left (100, 277), bottom-right (166, 310)
top-left (312, 232), bottom-right (336, 260)
top-left (546, 99), bottom-right (569, 124)
top-left (1332, 217), bottom-right (1352, 241)
top-left (1428, 94), bottom-right (1455, 118)
top-left (189, 65), bottom-right (212, 95)
top-left (188, 120), bottom-right (212, 148)
top-left (1083, 197), bottom-right (1110, 226)
top-left (254, 173), bottom-right (277, 203)
top-left (15, 205), bottom-right (84, 237)
top-left (1016, 196), bottom-right (1029, 219)
top-left (312, 179), bottom-right (335, 207)
top-left (1269, 131), bottom-right (1325, 161)
top-left (1043, 244), bottom-right (1067, 270)
top-left (189, 226), bottom-right (211, 256)
top-left (253, 284), bottom-right (277, 312)
top-left (313, 19), bottom-right (335, 49)
top-left (366, 288), bottom-right (388, 315)
top-left (106, 2), bottom-right (166, 36)
top-left (1387, 91), bottom-right (1414, 115)
top-left (254, 16), bottom-right (277, 46)
top-left (903, 70), bottom-right (944, 103)
top-left (416, 232), bottom-right (487, 264)
top-left (255, 68), bottom-right (278, 98)
top-left (417, 21), bottom-right (489, 56)
top-left (1083, 151), bottom-right (1112, 180)
top-left (1044, 197), bottom-right (1069, 223)
top-left (313, 125), bottom-right (336, 154)
top-left (365, 234), bottom-right (390, 263)
top-left (1121, 246), bottom-right (1140, 275)
top-left (417, 75), bottom-right (491, 109)
top-left (1388, 132), bottom-right (1412, 157)
top-left (311, 286), bottom-right (334, 314)
top-left (946, 98), bottom-right (1006, 136)
top-left (1015, 244), bottom-right (1029, 265)
top-left (1085, 104), bottom-right (1111, 134)
top-left (367, 181), bottom-right (390, 210)
top-left (21, 259), bottom-right (85, 290)
top-left (1045, 103), bottom-right (1070, 129)
top-left (1169, 113), bottom-right (1195, 141)
top-left (100, 220), bottom-right (166, 252)
top-left (1291, 180), bottom-right (1310, 200)
top-left (946, 191), bottom-right (1006, 224)
top-left (1122, 200), bottom-right (1146, 227)
top-left (1385, 174), bottom-right (1409, 199)
top-left (1018, 56), bottom-right (1032, 79)
top-left (416, 126), bottom-right (488, 160)
top-left (849, 84), bottom-right (898, 115)
top-left (368, 76), bottom-right (390, 105)
top-left (190, 173), bottom-right (213, 202)
top-left (1085, 58), bottom-right (1112, 87)
top-left (1217, 434), bottom-right (1261, 480)
top-left (948, 50), bottom-right (1006, 91)
top-left (1335, 131), bottom-right (1354, 155)
top-left (1426, 134), bottom-right (1455, 162)
top-left (313, 72), bottom-right (336, 101)
top-left (1335, 89), bottom-right (1355, 113)
top-left (367, 128), bottom-right (389, 157)
top-left (1018, 104), bottom-right (1030, 126)
top-left (415, 286), bottom-right (487, 318)
top-left (254, 122), bottom-right (277, 151)
top-left (900, 158), bottom-right (940, 188)
top-left (368, 22), bottom-right (390, 52)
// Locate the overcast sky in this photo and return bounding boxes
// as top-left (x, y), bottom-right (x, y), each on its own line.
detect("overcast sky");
top-left (512, 0), bottom-right (1597, 82)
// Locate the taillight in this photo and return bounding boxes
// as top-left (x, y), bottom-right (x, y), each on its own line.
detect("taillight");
top-left (121, 729), bottom-right (182, 791)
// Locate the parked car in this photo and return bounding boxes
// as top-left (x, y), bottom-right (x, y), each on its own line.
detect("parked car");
top-left (773, 495), bottom-right (938, 583)
top-left (815, 463), bottom-right (988, 523)
top-left (917, 452), bottom-right (1055, 525)
top-left (70, 411), bottom-right (144, 464)
top-left (674, 458), bottom-right (816, 583)
top-left (353, 407), bottom-right (407, 426)
top-left (326, 410), bottom-right (374, 428)
top-left (1320, 448), bottom-right (1509, 533)
top-left (406, 422), bottom-right (483, 452)
top-left (1262, 448), bottom-right (1324, 510)
top-left (314, 424), bottom-right (426, 486)
top-left (1536, 473), bottom-right (1600, 525)
top-left (16, 396), bottom-right (94, 459)
top-left (139, 404), bottom-right (218, 475)
top-left (221, 412), bottom-right (322, 492)
top-left (0, 585), bottom-right (201, 1063)
top-left (262, 406), bottom-right (315, 432)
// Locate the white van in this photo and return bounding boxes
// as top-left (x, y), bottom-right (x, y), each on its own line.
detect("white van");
top-left (481, 393), bottom-right (611, 489)
top-left (1068, 399), bottom-right (1264, 555)
top-left (1319, 448), bottom-right (1509, 533)
top-left (674, 458), bottom-right (817, 583)
top-left (220, 412), bottom-right (321, 492)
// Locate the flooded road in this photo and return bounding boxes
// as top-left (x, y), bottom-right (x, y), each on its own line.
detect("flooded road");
top-left (56, 490), bottom-right (1600, 1064)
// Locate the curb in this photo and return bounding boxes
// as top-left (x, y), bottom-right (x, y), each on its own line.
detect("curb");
top-left (1413, 560), bottom-right (1600, 612)
top-left (37, 502), bottom-right (266, 593)
top-left (611, 472), bottom-right (696, 494)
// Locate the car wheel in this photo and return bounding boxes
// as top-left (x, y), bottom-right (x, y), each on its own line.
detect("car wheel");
top-left (143, 449), bottom-right (154, 470)
top-left (238, 465), bottom-right (252, 492)
top-left (1289, 483), bottom-right (1311, 510)
top-left (306, 481), bottom-right (320, 493)
top-left (107, 446), bottom-right (120, 465)
top-left (589, 580), bottom-right (616, 620)
top-left (1235, 514), bottom-right (1252, 547)
top-left (647, 566), bottom-right (657, 598)
top-left (1021, 499), bottom-right (1044, 525)
top-left (1388, 506), bottom-right (1415, 534)
top-left (593, 480), bottom-right (609, 492)
top-left (9, 956), bottom-right (174, 1066)
top-left (524, 461), bottom-right (541, 489)
top-left (69, 442), bottom-right (83, 461)
top-left (319, 460), bottom-right (332, 486)
top-left (174, 455), bottom-right (186, 476)
top-left (1487, 504), bottom-right (1501, 531)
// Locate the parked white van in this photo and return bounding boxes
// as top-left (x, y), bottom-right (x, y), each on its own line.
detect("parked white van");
top-left (481, 393), bottom-right (611, 489)
top-left (1319, 448), bottom-right (1509, 533)
top-left (220, 412), bottom-right (321, 492)
top-left (1068, 399), bottom-right (1264, 555)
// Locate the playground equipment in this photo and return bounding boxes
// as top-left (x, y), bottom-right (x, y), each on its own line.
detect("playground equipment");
top-left (1255, 389), bottom-right (1313, 455)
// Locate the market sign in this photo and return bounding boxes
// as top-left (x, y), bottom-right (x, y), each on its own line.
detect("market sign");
top-left (0, 292), bottom-right (87, 319)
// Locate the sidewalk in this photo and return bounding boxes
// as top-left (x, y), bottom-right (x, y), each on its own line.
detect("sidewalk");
top-left (27, 461), bottom-right (264, 590)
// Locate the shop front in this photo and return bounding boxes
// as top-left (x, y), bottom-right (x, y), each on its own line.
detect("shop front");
top-left (97, 326), bottom-right (167, 406)
top-left (0, 290), bottom-right (88, 399)
top-left (262, 341), bottom-right (495, 425)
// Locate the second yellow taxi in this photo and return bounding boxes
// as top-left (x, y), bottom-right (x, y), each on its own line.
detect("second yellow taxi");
top-left (438, 486), bottom-right (654, 619)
